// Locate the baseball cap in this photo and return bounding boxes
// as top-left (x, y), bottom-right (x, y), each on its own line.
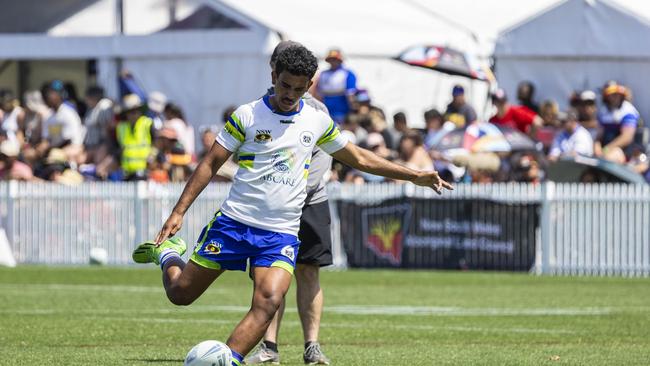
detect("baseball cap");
top-left (325, 49), bottom-right (343, 62)
top-left (580, 90), bottom-right (597, 102)
top-left (452, 85), bottom-right (465, 96)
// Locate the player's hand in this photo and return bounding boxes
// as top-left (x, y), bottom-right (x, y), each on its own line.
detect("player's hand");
top-left (412, 171), bottom-right (454, 195)
top-left (155, 211), bottom-right (184, 245)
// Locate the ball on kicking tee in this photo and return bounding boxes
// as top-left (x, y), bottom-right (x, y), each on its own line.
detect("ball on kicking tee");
top-left (184, 340), bottom-right (232, 366)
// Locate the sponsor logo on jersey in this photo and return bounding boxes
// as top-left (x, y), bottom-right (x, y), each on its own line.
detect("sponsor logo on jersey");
top-left (300, 131), bottom-right (315, 147)
top-left (254, 130), bottom-right (273, 143)
top-left (281, 245), bottom-right (295, 261)
top-left (271, 149), bottom-right (296, 175)
top-left (279, 119), bottom-right (295, 124)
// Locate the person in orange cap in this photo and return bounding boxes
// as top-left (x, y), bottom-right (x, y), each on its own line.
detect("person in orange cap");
top-left (314, 48), bottom-right (357, 124)
top-left (596, 81), bottom-right (639, 163)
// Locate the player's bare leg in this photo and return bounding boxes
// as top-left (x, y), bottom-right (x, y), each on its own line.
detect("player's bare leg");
top-left (296, 263), bottom-right (329, 364)
top-left (162, 259), bottom-right (224, 306)
top-left (227, 266), bottom-right (292, 357)
top-left (296, 263), bottom-right (322, 342)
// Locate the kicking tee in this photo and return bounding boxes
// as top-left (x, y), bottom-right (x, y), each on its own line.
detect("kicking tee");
top-left (216, 95), bottom-right (347, 235)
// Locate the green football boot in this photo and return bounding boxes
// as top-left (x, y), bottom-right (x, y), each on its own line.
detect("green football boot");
top-left (132, 237), bottom-right (187, 265)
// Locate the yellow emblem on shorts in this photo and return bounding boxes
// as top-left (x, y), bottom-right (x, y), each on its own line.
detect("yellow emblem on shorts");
top-left (205, 242), bottom-right (222, 254)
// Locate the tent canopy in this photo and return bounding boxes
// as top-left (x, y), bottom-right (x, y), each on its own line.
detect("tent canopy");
top-left (495, 0), bottom-right (650, 58)
top-left (493, 0), bottom-right (650, 122)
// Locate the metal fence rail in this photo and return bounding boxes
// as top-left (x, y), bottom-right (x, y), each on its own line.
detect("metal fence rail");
top-left (1, 181), bottom-right (649, 276)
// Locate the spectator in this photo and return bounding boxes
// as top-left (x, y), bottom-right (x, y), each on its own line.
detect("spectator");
top-left (577, 90), bottom-right (599, 141)
top-left (422, 108), bottom-right (445, 150)
top-left (163, 102), bottom-right (195, 156)
top-left (596, 81), bottom-right (639, 164)
top-left (83, 85), bottom-right (114, 165)
top-left (388, 112), bottom-right (408, 148)
top-left (398, 132), bottom-right (433, 171)
top-left (315, 48), bottom-right (357, 123)
top-left (517, 81), bottom-right (539, 113)
top-left (22, 90), bottom-right (48, 146)
top-left (198, 125), bottom-right (219, 161)
top-left (548, 110), bottom-right (594, 162)
top-left (115, 94), bottom-right (154, 181)
top-left (340, 113), bottom-right (368, 145)
top-left (0, 140), bottom-right (33, 181)
top-left (39, 80), bottom-right (84, 165)
top-left (64, 81), bottom-right (86, 117)
top-left (539, 100), bottom-right (560, 128)
top-left (0, 89), bottom-right (25, 144)
top-left (344, 132), bottom-right (392, 184)
top-left (444, 85), bottom-right (477, 128)
top-left (147, 91), bottom-right (167, 130)
top-left (489, 88), bottom-right (543, 135)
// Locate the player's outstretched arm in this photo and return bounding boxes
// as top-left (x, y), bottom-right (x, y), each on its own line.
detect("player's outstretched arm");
top-left (330, 142), bottom-right (453, 194)
top-left (155, 142), bottom-right (232, 244)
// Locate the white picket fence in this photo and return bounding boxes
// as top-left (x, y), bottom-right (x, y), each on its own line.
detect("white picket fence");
top-left (1, 181), bottom-right (649, 276)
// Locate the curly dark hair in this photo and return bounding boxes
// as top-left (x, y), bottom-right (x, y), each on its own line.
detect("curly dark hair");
top-left (274, 45), bottom-right (318, 79)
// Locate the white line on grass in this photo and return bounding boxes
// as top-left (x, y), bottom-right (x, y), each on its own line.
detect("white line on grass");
top-left (0, 305), bottom-right (612, 317)
top-left (78, 316), bottom-right (579, 335)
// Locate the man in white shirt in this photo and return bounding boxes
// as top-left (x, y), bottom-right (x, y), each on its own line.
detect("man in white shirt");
top-left (549, 110), bottom-right (594, 162)
top-left (39, 80), bottom-right (84, 164)
top-left (132, 45), bottom-right (452, 366)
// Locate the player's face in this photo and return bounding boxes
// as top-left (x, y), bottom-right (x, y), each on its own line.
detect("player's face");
top-left (272, 71), bottom-right (312, 112)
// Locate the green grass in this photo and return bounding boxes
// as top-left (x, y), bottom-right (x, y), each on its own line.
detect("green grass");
top-left (1, 267), bottom-right (649, 365)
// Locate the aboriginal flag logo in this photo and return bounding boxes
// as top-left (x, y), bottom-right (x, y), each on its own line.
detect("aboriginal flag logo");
top-left (362, 204), bottom-right (411, 266)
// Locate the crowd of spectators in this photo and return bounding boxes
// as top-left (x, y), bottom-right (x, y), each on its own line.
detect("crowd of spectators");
top-left (0, 48), bottom-right (647, 185)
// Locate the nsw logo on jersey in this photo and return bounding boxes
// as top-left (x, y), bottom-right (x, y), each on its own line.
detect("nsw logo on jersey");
top-left (254, 130), bottom-right (273, 143)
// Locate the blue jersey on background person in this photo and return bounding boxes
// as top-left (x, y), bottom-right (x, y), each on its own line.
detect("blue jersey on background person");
top-left (598, 83), bottom-right (640, 147)
top-left (316, 49), bottom-right (357, 124)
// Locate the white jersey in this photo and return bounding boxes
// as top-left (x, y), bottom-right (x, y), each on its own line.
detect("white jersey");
top-left (216, 95), bottom-right (348, 235)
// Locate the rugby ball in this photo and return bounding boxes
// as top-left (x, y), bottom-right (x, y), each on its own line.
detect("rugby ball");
top-left (184, 340), bottom-right (232, 366)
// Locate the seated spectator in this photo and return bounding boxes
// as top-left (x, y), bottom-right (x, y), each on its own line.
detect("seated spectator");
top-left (489, 88), bottom-right (543, 135)
top-left (596, 81), bottom-right (639, 164)
top-left (539, 100), bottom-right (560, 128)
top-left (115, 94), bottom-right (155, 181)
top-left (147, 91), bottom-right (167, 130)
top-left (577, 90), bottom-right (599, 141)
top-left (422, 108), bottom-right (445, 150)
top-left (83, 85), bottom-right (114, 165)
top-left (444, 85), bottom-right (477, 128)
top-left (517, 81), bottom-right (539, 113)
top-left (163, 102), bottom-right (195, 156)
top-left (388, 111), bottom-right (409, 148)
top-left (398, 132), bottom-right (433, 171)
top-left (0, 89), bottom-right (25, 144)
top-left (198, 125), bottom-right (219, 161)
top-left (548, 110), bottom-right (594, 162)
top-left (0, 140), bottom-right (33, 181)
top-left (344, 133), bottom-right (392, 184)
top-left (38, 80), bottom-right (84, 165)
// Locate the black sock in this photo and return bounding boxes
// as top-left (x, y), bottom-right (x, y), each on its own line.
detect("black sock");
top-left (305, 341), bottom-right (317, 349)
top-left (264, 340), bottom-right (278, 353)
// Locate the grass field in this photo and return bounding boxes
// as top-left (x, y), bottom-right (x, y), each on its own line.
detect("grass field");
top-left (1, 267), bottom-right (649, 366)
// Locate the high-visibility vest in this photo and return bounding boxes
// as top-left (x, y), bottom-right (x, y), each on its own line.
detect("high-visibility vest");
top-left (116, 116), bottom-right (153, 174)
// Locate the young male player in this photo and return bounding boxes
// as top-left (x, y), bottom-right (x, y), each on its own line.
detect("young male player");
top-left (132, 45), bottom-right (452, 366)
top-left (246, 41), bottom-right (333, 365)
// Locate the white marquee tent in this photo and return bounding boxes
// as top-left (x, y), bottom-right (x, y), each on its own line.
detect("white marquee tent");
top-left (494, 0), bottom-right (650, 122)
